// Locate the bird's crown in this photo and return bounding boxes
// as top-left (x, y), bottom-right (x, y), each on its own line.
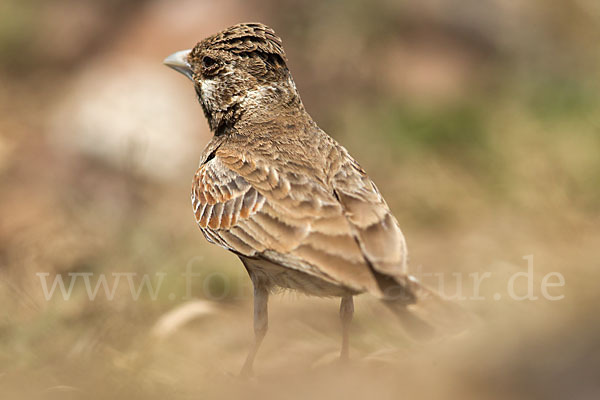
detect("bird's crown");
top-left (195, 22), bottom-right (287, 64)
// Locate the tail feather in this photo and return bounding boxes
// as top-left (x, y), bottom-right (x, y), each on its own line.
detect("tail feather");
top-left (382, 276), bottom-right (475, 341)
top-left (383, 301), bottom-right (436, 340)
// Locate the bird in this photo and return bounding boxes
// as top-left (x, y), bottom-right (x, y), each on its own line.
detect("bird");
top-left (164, 22), bottom-right (456, 376)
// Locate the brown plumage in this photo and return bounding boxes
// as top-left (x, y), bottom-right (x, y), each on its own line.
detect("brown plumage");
top-left (164, 22), bottom-right (452, 376)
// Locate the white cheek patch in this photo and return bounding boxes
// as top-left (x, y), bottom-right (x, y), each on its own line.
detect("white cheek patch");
top-left (200, 79), bottom-right (217, 99)
top-left (287, 76), bottom-right (298, 93)
top-left (237, 85), bottom-right (277, 109)
top-left (246, 85), bottom-right (276, 100)
top-left (199, 79), bottom-right (221, 111)
top-left (200, 79), bottom-right (289, 112)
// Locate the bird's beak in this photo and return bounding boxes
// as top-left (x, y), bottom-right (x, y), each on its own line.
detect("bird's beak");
top-left (163, 49), bottom-right (193, 80)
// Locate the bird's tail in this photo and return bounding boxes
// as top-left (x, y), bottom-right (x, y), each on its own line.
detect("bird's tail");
top-left (381, 275), bottom-right (475, 341)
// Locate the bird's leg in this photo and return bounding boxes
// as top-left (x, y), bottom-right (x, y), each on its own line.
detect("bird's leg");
top-left (240, 281), bottom-right (269, 377)
top-left (339, 295), bottom-right (354, 361)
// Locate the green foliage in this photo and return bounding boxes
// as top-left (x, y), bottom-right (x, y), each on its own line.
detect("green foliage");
top-left (528, 78), bottom-right (598, 123)
top-left (377, 101), bottom-right (494, 169)
top-left (0, 0), bottom-right (37, 70)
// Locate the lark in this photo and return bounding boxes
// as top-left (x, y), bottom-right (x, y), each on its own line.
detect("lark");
top-left (164, 23), bottom-right (449, 376)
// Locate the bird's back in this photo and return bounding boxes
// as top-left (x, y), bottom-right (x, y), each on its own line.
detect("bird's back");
top-left (192, 120), bottom-right (414, 302)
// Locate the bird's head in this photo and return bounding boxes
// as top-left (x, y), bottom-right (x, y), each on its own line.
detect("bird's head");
top-left (164, 23), bottom-right (301, 134)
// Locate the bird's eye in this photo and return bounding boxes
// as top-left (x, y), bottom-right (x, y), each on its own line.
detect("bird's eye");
top-left (202, 56), bottom-right (217, 68)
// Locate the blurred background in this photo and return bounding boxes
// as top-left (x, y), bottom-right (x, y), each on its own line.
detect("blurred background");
top-left (1, 0), bottom-right (599, 399)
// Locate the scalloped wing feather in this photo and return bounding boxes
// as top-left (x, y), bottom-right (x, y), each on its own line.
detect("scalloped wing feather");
top-left (192, 144), bottom-right (409, 297)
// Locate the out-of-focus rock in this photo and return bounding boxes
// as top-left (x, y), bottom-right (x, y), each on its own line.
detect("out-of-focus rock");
top-left (151, 300), bottom-right (216, 339)
top-left (49, 58), bottom-right (205, 181)
top-left (46, 0), bottom-right (253, 182)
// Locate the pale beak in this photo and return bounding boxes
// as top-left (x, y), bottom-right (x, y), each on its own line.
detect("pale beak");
top-left (163, 49), bottom-right (193, 80)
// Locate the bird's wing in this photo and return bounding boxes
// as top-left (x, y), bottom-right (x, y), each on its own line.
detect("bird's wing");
top-left (192, 148), bottom-right (382, 294)
top-left (331, 153), bottom-right (408, 278)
